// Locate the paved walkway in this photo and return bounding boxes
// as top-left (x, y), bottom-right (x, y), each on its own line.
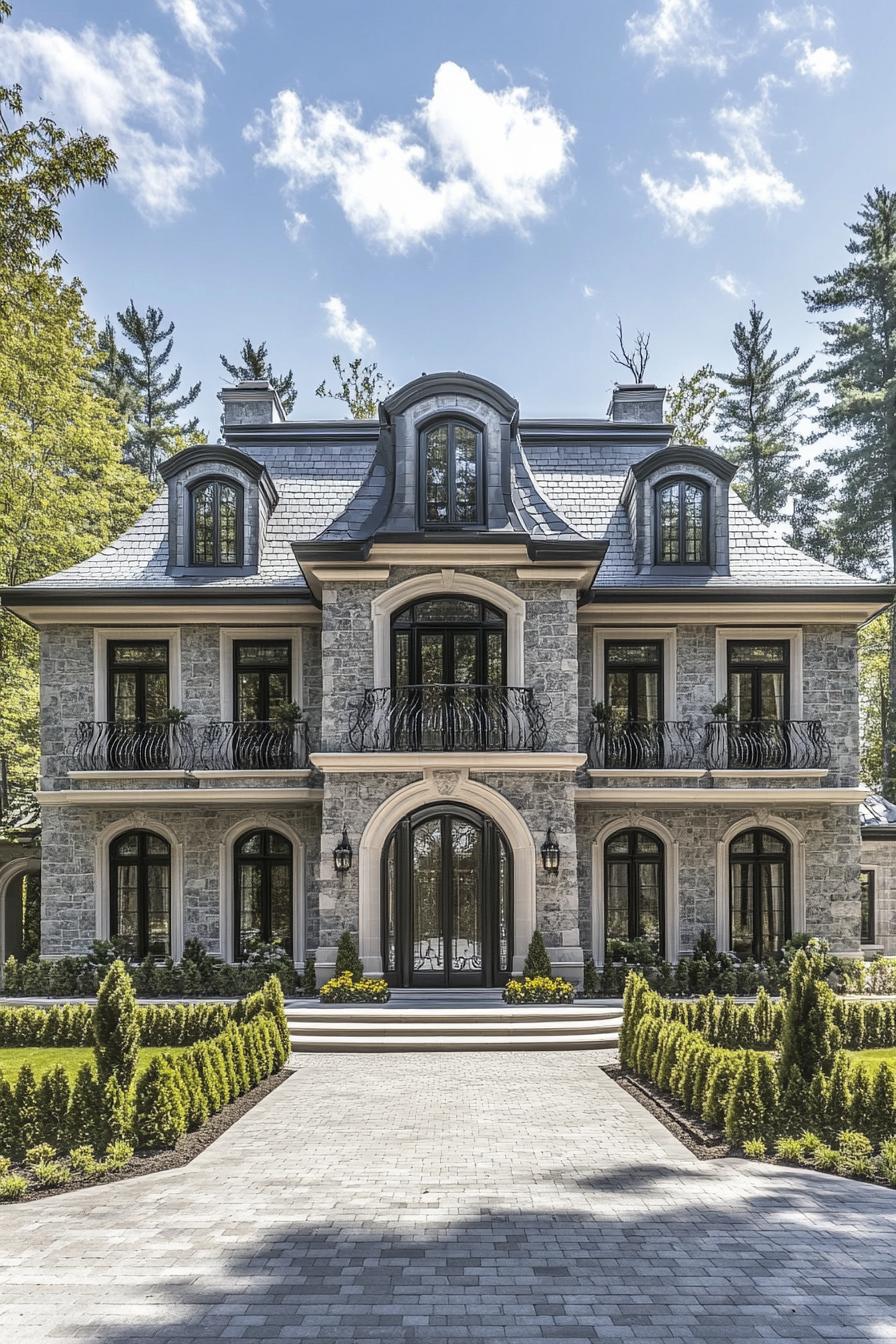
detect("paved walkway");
top-left (2, 1053), bottom-right (896, 1343)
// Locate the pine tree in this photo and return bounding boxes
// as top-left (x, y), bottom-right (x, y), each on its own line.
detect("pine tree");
top-left (115, 301), bottom-right (202, 480)
top-left (804, 188), bottom-right (896, 790)
top-left (93, 961), bottom-right (140, 1093)
top-left (716, 302), bottom-right (817, 525)
top-left (316, 355), bottom-right (393, 419)
top-left (94, 317), bottom-right (140, 426)
top-left (220, 338), bottom-right (296, 414)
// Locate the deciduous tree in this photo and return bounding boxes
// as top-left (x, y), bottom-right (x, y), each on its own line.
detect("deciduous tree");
top-left (667, 364), bottom-right (725, 446)
top-left (315, 355), bottom-right (393, 419)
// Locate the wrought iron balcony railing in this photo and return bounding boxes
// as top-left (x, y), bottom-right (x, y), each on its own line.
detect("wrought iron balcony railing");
top-left (704, 718), bottom-right (831, 771)
top-left (587, 719), bottom-right (699, 771)
top-left (347, 684), bottom-right (548, 753)
top-left (70, 721), bottom-right (194, 771)
top-left (199, 720), bottom-right (309, 770)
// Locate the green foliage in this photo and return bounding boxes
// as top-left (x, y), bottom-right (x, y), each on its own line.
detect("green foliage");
top-left (849, 1062), bottom-right (874, 1133)
top-left (702, 1051), bottom-right (741, 1128)
top-left (103, 1139), bottom-right (133, 1171)
top-left (880, 1137), bottom-right (896, 1186)
top-left (716, 301), bottom-right (817, 525)
top-left (319, 972), bottom-right (391, 1003)
top-left (779, 949), bottom-right (841, 1085)
top-left (725, 1053), bottom-right (769, 1146)
top-left (779, 1068), bottom-right (810, 1138)
top-left (0, 1173), bottom-right (27, 1200)
top-left (220, 338), bottom-right (296, 415)
top-left (29, 1158), bottom-right (68, 1187)
top-left (808, 1071), bottom-right (831, 1137)
top-left (619, 970), bottom-right (651, 1068)
top-left (68, 1145), bottom-right (96, 1177)
top-left (13, 1065), bottom-right (39, 1154)
top-left (67, 1064), bottom-right (102, 1150)
top-left (582, 957), bottom-right (601, 998)
top-left (133, 1058), bottom-right (187, 1150)
top-left (334, 931), bottom-right (364, 981)
top-left (25, 1142), bottom-right (55, 1166)
top-left (869, 1061), bottom-right (896, 1147)
top-left (715, 996), bottom-right (739, 1048)
top-left (858, 613), bottom-right (889, 790)
top-left (523, 929), bottom-right (553, 978)
top-left (502, 976), bottom-right (575, 1005)
top-left (174, 1053), bottom-right (209, 1132)
top-left (100, 1077), bottom-right (133, 1148)
top-left (827, 1054), bottom-right (854, 1137)
top-left (315, 354), bottom-right (393, 419)
top-left (303, 956), bottom-right (317, 997)
top-left (835, 1130), bottom-right (875, 1178)
top-left (742, 1138), bottom-right (767, 1159)
top-left (36, 1066), bottom-right (71, 1148)
top-left (667, 364), bottom-right (725, 447)
top-left (774, 1136), bottom-right (806, 1162)
top-left (93, 961), bottom-right (140, 1092)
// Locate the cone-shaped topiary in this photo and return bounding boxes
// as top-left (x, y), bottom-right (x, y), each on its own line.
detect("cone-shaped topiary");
top-left (808, 1071), bottom-right (831, 1138)
top-left (779, 1066), bottom-right (809, 1137)
top-left (724, 1053), bottom-right (766, 1146)
top-left (93, 960), bottom-right (140, 1093)
top-left (134, 1057), bottom-right (187, 1150)
top-left (13, 1065), bottom-right (39, 1155)
top-left (175, 1053), bottom-right (209, 1130)
top-left (100, 1076), bottom-right (134, 1147)
top-left (870, 1061), bottom-right (896, 1148)
top-left (779, 949), bottom-right (841, 1086)
top-left (753, 986), bottom-right (775, 1049)
top-left (334, 931), bottom-right (364, 981)
top-left (523, 930), bottom-right (552, 979)
top-left (850, 1062), bottom-right (874, 1134)
top-left (755, 1052), bottom-right (781, 1140)
top-left (582, 957), bottom-right (600, 999)
top-left (716, 996), bottom-right (739, 1048)
top-left (37, 1066), bottom-right (71, 1149)
top-left (826, 1053), bottom-right (853, 1137)
top-left (262, 975), bottom-right (291, 1058)
top-left (619, 971), bottom-right (650, 1068)
top-left (67, 1063), bottom-right (102, 1150)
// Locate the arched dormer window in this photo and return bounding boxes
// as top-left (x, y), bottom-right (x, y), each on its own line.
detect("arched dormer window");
top-left (419, 419), bottom-right (483, 527)
top-left (190, 477), bottom-right (243, 567)
top-left (654, 477), bottom-right (708, 565)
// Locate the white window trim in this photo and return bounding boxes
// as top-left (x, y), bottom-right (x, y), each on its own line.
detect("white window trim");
top-left (219, 628), bottom-right (303, 721)
top-left (371, 571), bottom-right (525, 688)
top-left (218, 814), bottom-right (305, 966)
top-left (714, 813), bottom-right (806, 954)
top-left (590, 815), bottom-right (680, 967)
top-left (592, 627), bottom-right (678, 718)
top-left (94, 814), bottom-right (184, 962)
top-left (93, 628), bottom-right (182, 720)
top-left (715, 627), bottom-right (803, 718)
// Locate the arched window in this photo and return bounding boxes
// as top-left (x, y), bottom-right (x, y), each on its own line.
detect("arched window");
top-left (190, 478), bottom-right (242, 566)
top-left (604, 829), bottom-right (664, 955)
top-left (110, 831), bottom-right (171, 959)
top-left (655, 477), bottom-right (708, 564)
top-left (419, 420), bottom-right (483, 527)
top-left (729, 828), bottom-right (791, 960)
top-left (234, 829), bottom-right (292, 961)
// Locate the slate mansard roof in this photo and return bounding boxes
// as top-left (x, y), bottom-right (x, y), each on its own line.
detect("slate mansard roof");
top-left (5, 372), bottom-right (892, 602)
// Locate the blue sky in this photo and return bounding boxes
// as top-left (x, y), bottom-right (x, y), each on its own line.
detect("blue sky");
top-left (1, 0), bottom-right (891, 434)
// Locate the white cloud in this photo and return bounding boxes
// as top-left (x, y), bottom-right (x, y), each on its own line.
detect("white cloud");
top-left (244, 60), bottom-right (575, 252)
top-left (582, 283), bottom-right (595, 298)
top-left (712, 271), bottom-right (744, 297)
top-left (284, 210), bottom-right (309, 241)
top-left (760, 4), bottom-right (835, 33)
top-left (322, 296), bottom-right (374, 353)
top-left (0, 22), bottom-right (218, 221)
top-left (626, 0), bottom-right (727, 75)
top-left (641, 86), bottom-right (802, 240)
top-left (793, 39), bottom-right (851, 86)
top-left (156, 0), bottom-right (244, 68)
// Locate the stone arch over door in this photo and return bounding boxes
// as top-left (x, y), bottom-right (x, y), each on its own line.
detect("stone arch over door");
top-left (0, 857), bottom-right (40, 964)
top-left (359, 771), bottom-right (536, 976)
top-left (371, 571), bottom-right (525, 687)
top-left (591, 815), bottom-right (680, 966)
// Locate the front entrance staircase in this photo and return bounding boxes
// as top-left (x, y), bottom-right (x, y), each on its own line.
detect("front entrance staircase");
top-left (284, 989), bottom-right (622, 1052)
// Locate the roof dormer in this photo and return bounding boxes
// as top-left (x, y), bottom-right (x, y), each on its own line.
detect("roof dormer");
top-left (621, 445), bottom-right (736, 577)
top-left (159, 444), bottom-right (278, 577)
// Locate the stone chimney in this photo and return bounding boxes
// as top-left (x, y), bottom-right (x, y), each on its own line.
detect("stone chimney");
top-left (608, 383), bottom-right (667, 424)
top-left (218, 379), bottom-right (286, 427)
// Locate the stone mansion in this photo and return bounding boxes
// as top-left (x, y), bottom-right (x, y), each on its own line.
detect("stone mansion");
top-left (2, 371), bottom-right (894, 985)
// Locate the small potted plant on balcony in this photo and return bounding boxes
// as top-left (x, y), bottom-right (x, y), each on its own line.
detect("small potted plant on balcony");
top-left (709, 696), bottom-right (730, 719)
top-left (161, 707), bottom-right (190, 724)
top-left (270, 701), bottom-right (304, 730)
top-left (591, 700), bottom-right (611, 723)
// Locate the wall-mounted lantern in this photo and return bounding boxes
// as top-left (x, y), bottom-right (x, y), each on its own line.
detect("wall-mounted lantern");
top-left (541, 827), bottom-right (560, 873)
top-left (333, 826), bottom-right (353, 873)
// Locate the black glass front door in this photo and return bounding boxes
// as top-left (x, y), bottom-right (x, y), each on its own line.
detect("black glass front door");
top-left (382, 806), bottom-right (512, 987)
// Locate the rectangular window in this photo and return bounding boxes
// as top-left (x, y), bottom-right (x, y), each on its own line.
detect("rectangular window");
top-left (108, 641), bottom-right (169, 722)
top-left (860, 870), bottom-right (876, 945)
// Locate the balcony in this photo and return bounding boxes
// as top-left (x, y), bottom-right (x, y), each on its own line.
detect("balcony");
top-left (587, 719), bottom-right (699, 771)
top-left (704, 718), bottom-right (831, 772)
top-left (68, 719), bottom-right (309, 773)
top-left (346, 684), bottom-right (548, 753)
top-left (70, 721), bottom-right (194, 771)
top-left (198, 720), bottom-right (309, 771)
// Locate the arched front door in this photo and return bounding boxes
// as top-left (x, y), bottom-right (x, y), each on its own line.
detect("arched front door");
top-left (382, 805), bottom-right (512, 987)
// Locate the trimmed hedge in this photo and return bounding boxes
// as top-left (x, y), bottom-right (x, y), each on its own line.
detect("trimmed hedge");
top-left (0, 973), bottom-right (290, 1158)
top-left (1, 997), bottom-right (237, 1049)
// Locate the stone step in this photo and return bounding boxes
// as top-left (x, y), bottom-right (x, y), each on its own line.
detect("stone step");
top-left (290, 1015), bottom-right (619, 1037)
top-left (284, 1005), bottom-right (622, 1023)
top-left (289, 1029), bottom-right (619, 1053)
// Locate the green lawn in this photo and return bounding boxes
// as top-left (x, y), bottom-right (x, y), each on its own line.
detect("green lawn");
top-left (0, 1046), bottom-right (188, 1083)
top-left (847, 1047), bottom-right (896, 1071)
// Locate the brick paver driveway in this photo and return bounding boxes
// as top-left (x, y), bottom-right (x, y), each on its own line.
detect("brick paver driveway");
top-left (2, 1052), bottom-right (896, 1344)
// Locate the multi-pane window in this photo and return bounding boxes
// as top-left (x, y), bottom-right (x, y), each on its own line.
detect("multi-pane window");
top-left (860, 869), bottom-right (876, 945)
top-left (655, 478), bottom-right (708, 564)
top-left (110, 830), bottom-right (171, 959)
top-left (108, 641), bottom-right (169, 723)
top-left (727, 641), bottom-right (789, 722)
top-left (729, 828), bottom-right (791, 961)
top-left (604, 829), bottom-right (664, 955)
top-left (234, 829), bottom-right (293, 960)
top-left (191, 478), bottom-right (241, 566)
top-left (421, 421), bottom-right (482, 526)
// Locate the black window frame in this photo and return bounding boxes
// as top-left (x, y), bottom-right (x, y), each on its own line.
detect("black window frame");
top-left (603, 640), bottom-right (664, 722)
top-left (233, 828), bottom-right (294, 961)
top-left (860, 869), bottom-right (876, 945)
top-left (390, 597), bottom-right (506, 688)
top-left (728, 827), bottom-right (792, 961)
top-left (107, 640), bottom-right (170, 723)
top-left (109, 829), bottom-right (171, 961)
top-left (653, 475), bottom-right (710, 566)
top-left (726, 640), bottom-right (791, 721)
top-left (233, 639), bottom-right (293, 724)
top-left (189, 476), bottom-right (244, 568)
top-left (417, 417), bottom-right (485, 529)
top-left (603, 828), bottom-right (666, 957)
